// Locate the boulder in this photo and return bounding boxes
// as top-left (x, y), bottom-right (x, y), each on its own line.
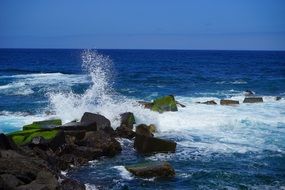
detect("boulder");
top-left (244, 90), bottom-right (255, 96)
top-left (276, 96), bottom-right (282, 101)
top-left (61, 121), bottom-right (97, 131)
top-left (151, 95), bottom-right (178, 113)
top-left (23, 119), bottom-right (62, 130)
top-left (196, 100), bottom-right (217, 105)
top-left (0, 133), bottom-right (18, 150)
top-left (115, 126), bottom-right (136, 139)
top-left (134, 135), bottom-right (176, 154)
top-left (243, 97), bottom-right (263, 103)
top-left (220, 99), bottom-right (239, 105)
top-left (125, 162), bottom-right (175, 178)
top-left (135, 124), bottom-right (153, 137)
top-left (76, 131), bottom-right (122, 157)
top-left (60, 178), bottom-right (86, 190)
top-left (80, 112), bottom-right (111, 131)
top-left (138, 101), bottom-right (154, 109)
top-left (120, 112), bottom-right (135, 129)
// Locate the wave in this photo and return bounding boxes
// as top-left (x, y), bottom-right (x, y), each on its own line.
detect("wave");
top-left (0, 68), bottom-right (74, 75)
top-left (216, 80), bottom-right (247, 84)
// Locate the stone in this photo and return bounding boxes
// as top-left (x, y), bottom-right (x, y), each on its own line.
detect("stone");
top-left (0, 174), bottom-right (24, 189)
top-left (276, 96), bottom-right (282, 101)
top-left (120, 112), bottom-right (135, 129)
top-left (135, 124), bottom-right (153, 137)
top-left (220, 99), bottom-right (239, 105)
top-left (243, 97), bottom-right (263, 103)
top-left (80, 112), bottom-right (111, 131)
top-left (176, 101), bottom-right (186, 107)
top-left (151, 95), bottom-right (178, 113)
top-left (134, 135), bottom-right (176, 154)
top-left (61, 121), bottom-right (97, 131)
top-left (115, 126), bottom-right (136, 139)
top-left (196, 100), bottom-right (217, 105)
top-left (60, 178), bottom-right (86, 190)
top-left (23, 119), bottom-right (62, 130)
top-left (125, 162), bottom-right (175, 178)
top-left (0, 133), bottom-right (18, 150)
top-left (138, 101), bottom-right (154, 109)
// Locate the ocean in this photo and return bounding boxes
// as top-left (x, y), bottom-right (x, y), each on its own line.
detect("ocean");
top-left (0, 49), bottom-right (285, 189)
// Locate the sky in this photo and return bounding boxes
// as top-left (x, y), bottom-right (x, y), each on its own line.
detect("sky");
top-left (0, 0), bottom-right (285, 50)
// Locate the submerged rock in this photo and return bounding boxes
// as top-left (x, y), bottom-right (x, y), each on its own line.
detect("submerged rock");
top-left (244, 90), bottom-right (255, 96)
top-left (125, 162), bottom-right (175, 178)
top-left (134, 135), bottom-right (176, 154)
top-left (196, 100), bottom-right (217, 105)
top-left (23, 119), bottom-right (62, 130)
top-left (151, 95), bottom-right (178, 113)
top-left (243, 97), bottom-right (263, 103)
top-left (220, 99), bottom-right (239, 105)
top-left (276, 96), bottom-right (282, 101)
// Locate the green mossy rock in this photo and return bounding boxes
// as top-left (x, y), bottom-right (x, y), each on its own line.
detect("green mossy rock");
top-left (23, 119), bottom-right (62, 130)
top-left (151, 95), bottom-right (178, 113)
top-left (8, 129), bottom-right (60, 146)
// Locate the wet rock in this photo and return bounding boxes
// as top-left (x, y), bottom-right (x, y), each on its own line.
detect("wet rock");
top-left (80, 112), bottom-right (111, 131)
top-left (220, 99), bottom-right (239, 105)
top-left (151, 95), bottom-right (178, 113)
top-left (125, 162), bottom-right (175, 178)
top-left (134, 135), bottom-right (176, 154)
top-left (148, 124), bottom-right (157, 133)
top-left (28, 130), bottom-right (65, 150)
top-left (196, 100), bottom-right (217, 105)
top-left (115, 126), bottom-right (136, 139)
top-left (176, 101), bottom-right (186, 108)
top-left (23, 119), bottom-right (62, 130)
top-left (120, 112), bottom-right (136, 129)
top-left (135, 124), bottom-right (153, 137)
top-left (244, 90), bottom-right (255, 96)
top-left (243, 97), bottom-right (263, 103)
top-left (60, 178), bottom-right (86, 190)
top-left (0, 133), bottom-right (18, 150)
top-left (276, 96), bottom-right (282, 101)
top-left (76, 131), bottom-right (122, 157)
top-left (138, 101), bottom-right (154, 109)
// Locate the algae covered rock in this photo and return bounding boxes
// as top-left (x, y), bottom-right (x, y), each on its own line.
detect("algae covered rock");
top-left (151, 95), bottom-right (178, 113)
top-left (23, 119), bottom-right (62, 130)
top-left (125, 161), bottom-right (175, 178)
top-left (8, 128), bottom-right (62, 146)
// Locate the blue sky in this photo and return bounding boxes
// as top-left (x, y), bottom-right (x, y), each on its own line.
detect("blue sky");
top-left (0, 0), bottom-right (285, 50)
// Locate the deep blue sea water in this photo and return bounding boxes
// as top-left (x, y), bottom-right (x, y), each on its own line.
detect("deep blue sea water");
top-left (0, 49), bottom-right (285, 189)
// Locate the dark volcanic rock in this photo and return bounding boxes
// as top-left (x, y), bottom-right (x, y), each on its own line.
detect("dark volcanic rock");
top-left (135, 124), bottom-right (153, 137)
top-left (60, 178), bottom-right (86, 190)
top-left (196, 100), bottom-right (217, 105)
top-left (80, 112), bottom-right (111, 131)
top-left (76, 131), bottom-right (122, 157)
top-left (120, 112), bottom-right (136, 129)
top-left (115, 126), bottom-right (136, 139)
top-left (243, 97), bottom-right (263, 103)
top-left (125, 162), bottom-right (175, 178)
top-left (134, 135), bottom-right (176, 154)
top-left (220, 99), bottom-right (239, 105)
top-left (276, 96), bottom-right (282, 101)
top-left (0, 133), bottom-right (17, 150)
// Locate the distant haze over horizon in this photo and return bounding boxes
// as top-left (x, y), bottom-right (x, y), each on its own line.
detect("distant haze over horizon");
top-left (1, 0), bottom-right (285, 50)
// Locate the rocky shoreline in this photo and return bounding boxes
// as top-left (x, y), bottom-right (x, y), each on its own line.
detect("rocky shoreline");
top-left (0, 94), bottom-right (282, 189)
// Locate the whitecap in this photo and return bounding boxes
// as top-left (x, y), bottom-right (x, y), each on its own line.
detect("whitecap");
top-left (112, 166), bottom-right (133, 180)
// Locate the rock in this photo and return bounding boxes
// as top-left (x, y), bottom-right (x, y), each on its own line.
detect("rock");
top-left (196, 100), bottom-right (217, 105)
top-left (125, 162), bottom-right (175, 178)
top-left (76, 131), bottom-right (122, 157)
top-left (8, 129), bottom-right (64, 147)
top-left (120, 112), bottom-right (135, 129)
top-left (0, 133), bottom-right (18, 150)
top-left (28, 130), bottom-right (65, 150)
top-left (176, 101), bottom-right (186, 108)
top-left (115, 126), bottom-right (136, 139)
top-left (134, 135), bottom-right (176, 154)
top-left (135, 124), bottom-right (153, 137)
top-left (220, 99), bottom-right (239, 105)
top-left (80, 112), bottom-right (111, 131)
top-left (244, 90), bottom-right (255, 96)
top-left (138, 101), bottom-right (154, 109)
top-left (151, 95), bottom-right (178, 113)
top-left (276, 96), bottom-right (282, 101)
top-left (61, 121), bottom-right (97, 131)
top-left (23, 119), bottom-right (62, 130)
top-left (148, 124), bottom-right (157, 133)
top-left (243, 97), bottom-right (263, 103)
top-left (60, 178), bottom-right (86, 190)
top-left (0, 174), bottom-right (24, 189)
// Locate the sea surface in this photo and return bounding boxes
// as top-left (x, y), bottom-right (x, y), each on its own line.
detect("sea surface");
top-left (0, 49), bottom-right (285, 189)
